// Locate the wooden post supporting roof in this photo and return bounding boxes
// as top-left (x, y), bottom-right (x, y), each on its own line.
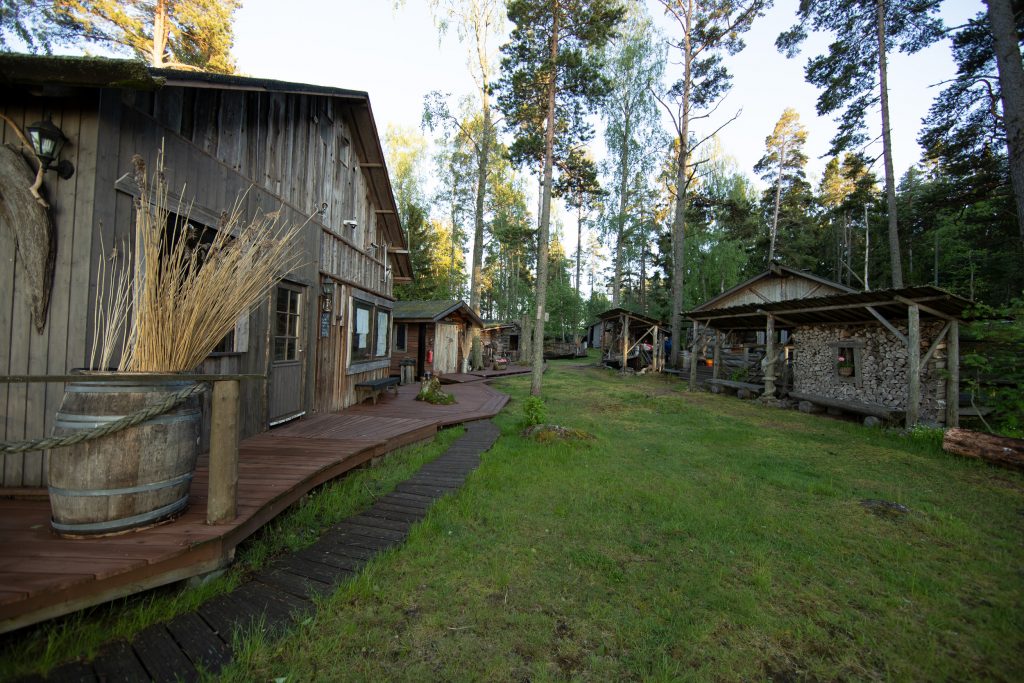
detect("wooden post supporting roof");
top-left (621, 312), bottom-right (629, 374)
top-left (763, 314), bottom-right (776, 397)
top-left (688, 320), bottom-right (700, 390)
top-left (712, 331), bottom-right (721, 380)
top-left (946, 320), bottom-right (959, 428)
top-left (906, 305), bottom-right (921, 428)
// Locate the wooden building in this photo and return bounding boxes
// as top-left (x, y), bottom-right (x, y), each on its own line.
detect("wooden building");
top-left (687, 270), bottom-right (972, 427)
top-left (480, 321), bottom-right (522, 365)
top-left (595, 308), bottom-right (666, 372)
top-left (0, 55), bottom-right (411, 488)
top-left (391, 300), bottom-right (483, 379)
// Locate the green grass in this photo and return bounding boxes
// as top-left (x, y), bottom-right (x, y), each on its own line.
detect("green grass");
top-left (214, 360), bottom-right (1022, 682)
top-left (0, 426), bottom-right (464, 680)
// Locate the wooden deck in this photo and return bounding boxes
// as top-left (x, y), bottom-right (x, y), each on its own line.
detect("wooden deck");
top-left (0, 382), bottom-right (508, 634)
top-left (438, 364), bottom-right (533, 385)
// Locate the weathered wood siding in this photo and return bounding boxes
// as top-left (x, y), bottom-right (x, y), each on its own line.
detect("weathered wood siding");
top-left (708, 274), bottom-right (847, 311)
top-left (1, 83), bottom-right (396, 487)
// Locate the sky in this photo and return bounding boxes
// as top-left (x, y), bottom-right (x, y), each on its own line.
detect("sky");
top-left (232, 0), bottom-right (984, 289)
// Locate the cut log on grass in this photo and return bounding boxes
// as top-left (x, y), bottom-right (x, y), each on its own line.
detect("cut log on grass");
top-left (942, 428), bottom-right (1024, 472)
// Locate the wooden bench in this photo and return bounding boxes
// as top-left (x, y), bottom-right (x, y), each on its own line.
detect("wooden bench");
top-left (707, 378), bottom-right (763, 398)
top-left (788, 391), bottom-right (901, 424)
top-left (355, 376), bottom-right (400, 405)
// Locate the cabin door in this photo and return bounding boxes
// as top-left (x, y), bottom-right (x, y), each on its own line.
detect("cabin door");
top-left (269, 283), bottom-right (306, 425)
top-left (434, 323), bottom-right (460, 374)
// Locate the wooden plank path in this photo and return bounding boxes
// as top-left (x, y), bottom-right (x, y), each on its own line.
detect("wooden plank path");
top-left (0, 383), bottom-right (508, 636)
top-left (24, 420), bottom-right (502, 683)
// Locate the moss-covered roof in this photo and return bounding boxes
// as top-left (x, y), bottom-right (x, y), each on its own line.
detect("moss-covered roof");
top-left (0, 53), bottom-right (161, 90)
top-left (393, 300), bottom-right (483, 326)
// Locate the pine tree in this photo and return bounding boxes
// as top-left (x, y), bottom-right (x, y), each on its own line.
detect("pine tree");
top-left (777, 0), bottom-right (944, 288)
top-left (753, 108), bottom-right (808, 265)
top-left (496, 0), bottom-right (625, 396)
top-left (54, 0), bottom-right (241, 73)
top-left (655, 0), bottom-right (770, 369)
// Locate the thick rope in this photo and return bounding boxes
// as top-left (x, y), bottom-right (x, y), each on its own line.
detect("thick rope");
top-left (0, 382), bottom-right (209, 455)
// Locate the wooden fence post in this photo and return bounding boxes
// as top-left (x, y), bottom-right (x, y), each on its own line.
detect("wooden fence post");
top-left (207, 379), bottom-right (239, 525)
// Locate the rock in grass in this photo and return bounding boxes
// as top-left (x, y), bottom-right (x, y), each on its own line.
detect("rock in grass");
top-left (522, 424), bottom-right (593, 442)
top-left (860, 499), bottom-right (911, 519)
top-left (415, 377), bottom-right (456, 405)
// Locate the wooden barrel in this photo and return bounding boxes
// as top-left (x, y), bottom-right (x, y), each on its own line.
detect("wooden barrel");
top-left (48, 379), bottom-right (201, 537)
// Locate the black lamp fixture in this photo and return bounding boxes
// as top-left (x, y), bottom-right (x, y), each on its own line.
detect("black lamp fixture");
top-left (27, 118), bottom-right (74, 179)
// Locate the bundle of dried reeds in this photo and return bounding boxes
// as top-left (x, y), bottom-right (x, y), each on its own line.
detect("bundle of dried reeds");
top-left (92, 151), bottom-right (305, 373)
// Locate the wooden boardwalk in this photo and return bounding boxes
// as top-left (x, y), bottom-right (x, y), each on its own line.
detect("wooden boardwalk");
top-left (0, 382), bottom-right (508, 634)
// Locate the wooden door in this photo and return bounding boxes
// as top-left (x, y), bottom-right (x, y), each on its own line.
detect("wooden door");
top-left (434, 323), bottom-right (460, 374)
top-left (269, 283), bottom-right (306, 425)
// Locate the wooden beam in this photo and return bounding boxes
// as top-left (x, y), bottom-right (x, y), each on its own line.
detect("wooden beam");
top-left (696, 295), bottom-right (951, 321)
top-left (712, 331), bottom-right (721, 380)
top-left (207, 379), bottom-right (240, 525)
top-left (906, 305), bottom-right (921, 428)
top-left (866, 306), bottom-right (908, 345)
top-left (621, 313), bottom-right (629, 374)
top-left (764, 314), bottom-right (776, 397)
top-left (688, 320), bottom-right (702, 390)
top-left (757, 308), bottom-right (798, 328)
top-left (946, 320), bottom-right (959, 428)
top-left (894, 295), bottom-right (955, 320)
top-left (921, 321), bottom-right (951, 367)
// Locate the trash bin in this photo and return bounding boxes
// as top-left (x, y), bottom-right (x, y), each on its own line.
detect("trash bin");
top-left (400, 359), bottom-right (416, 385)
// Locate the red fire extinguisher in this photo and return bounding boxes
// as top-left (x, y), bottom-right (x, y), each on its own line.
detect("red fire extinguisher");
top-left (427, 349), bottom-right (433, 364)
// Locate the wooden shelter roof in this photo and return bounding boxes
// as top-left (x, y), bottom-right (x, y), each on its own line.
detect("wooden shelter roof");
top-left (687, 286), bottom-right (973, 330)
top-left (0, 54), bottom-right (412, 280)
top-left (393, 300), bottom-right (484, 326)
top-left (689, 264), bottom-right (855, 314)
top-left (596, 308), bottom-right (664, 327)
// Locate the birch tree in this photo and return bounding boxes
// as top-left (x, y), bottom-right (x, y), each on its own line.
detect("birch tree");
top-left (777, 0), bottom-right (944, 288)
top-left (655, 0), bottom-right (770, 368)
top-left (602, 8), bottom-right (666, 307)
top-left (497, 0), bottom-right (624, 396)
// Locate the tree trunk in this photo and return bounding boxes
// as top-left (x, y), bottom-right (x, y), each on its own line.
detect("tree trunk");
top-left (669, 8), bottom-right (693, 368)
top-left (470, 99), bottom-right (490, 313)
top-left (985, 0), bottom-right (1024, 247)
top-left (769, 140), bottom-right (785, 265)
top-left (876, 0), bottom-right (903, 288)
top-left (531, 8), bottom-right (558, 396)
top-left (612, 109), bottom-right (631, 307)
top-left (152, 0), bottom-right (169, 67)
top-left (943, 428), bottom-right (1024, 472)
top-left (575, 204), bottom-right (583, 298)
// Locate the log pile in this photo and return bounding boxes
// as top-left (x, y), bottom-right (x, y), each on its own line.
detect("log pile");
top-left (942, 428), bottom-right (1024, 472)
top-left (792, 322), bottom-right (946, 422)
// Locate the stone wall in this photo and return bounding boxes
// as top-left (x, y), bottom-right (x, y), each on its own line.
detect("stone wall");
top-left (792, 321), bottom-right (948, 423)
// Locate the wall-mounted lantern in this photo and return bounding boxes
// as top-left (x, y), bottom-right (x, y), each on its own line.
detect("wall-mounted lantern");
top-left (27, 118), bottom-right (74, 179)
top-left (321, 281), bottom-right (335, 297)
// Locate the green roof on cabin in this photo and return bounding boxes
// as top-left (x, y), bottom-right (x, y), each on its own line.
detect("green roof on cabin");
top-left (392, 300), bottom-right (483, 326)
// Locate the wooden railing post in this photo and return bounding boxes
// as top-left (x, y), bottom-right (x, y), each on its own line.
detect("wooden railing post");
top-left (906, 305), bottom-right (921, 429)
top-left (207, 379), bottom-right (239, 525)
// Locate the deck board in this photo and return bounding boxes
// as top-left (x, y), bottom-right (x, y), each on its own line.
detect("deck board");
top-left (0, 382), bottom-right (507, 633)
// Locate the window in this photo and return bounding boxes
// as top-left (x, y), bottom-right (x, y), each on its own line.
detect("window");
top-left (376, 309), bottom-right (390, 356)
top-left (274, 287), bottom-right (301, 362)
top-left (833, 340), bottom-right (863, 385)
top-left (395, 323), bottom-right (407, 352)
top-left (352, 299), bottom-right (373, 362)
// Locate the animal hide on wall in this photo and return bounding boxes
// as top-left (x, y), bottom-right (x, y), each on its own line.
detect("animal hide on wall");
top-left (0, 144), bottom-right (55, 333)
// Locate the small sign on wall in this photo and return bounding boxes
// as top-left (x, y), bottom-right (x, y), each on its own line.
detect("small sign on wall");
top-left (320, 311), bottom-right (331, 338)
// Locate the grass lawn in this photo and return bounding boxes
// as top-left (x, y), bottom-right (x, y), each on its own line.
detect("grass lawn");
top-left (216, 360), bottom-right (1024, 681)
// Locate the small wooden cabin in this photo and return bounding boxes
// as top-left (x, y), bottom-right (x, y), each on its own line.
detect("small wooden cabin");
top-left (480, 321), bottom-right (522, 365)
top-left (687, 274), bottom-right (971, 427)
top-left (391, 300), bottom-right (483, 379)
top-left (0, 55), bottom-right (411, 488)
top-left (596, 308), bottom-right (666, 372)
